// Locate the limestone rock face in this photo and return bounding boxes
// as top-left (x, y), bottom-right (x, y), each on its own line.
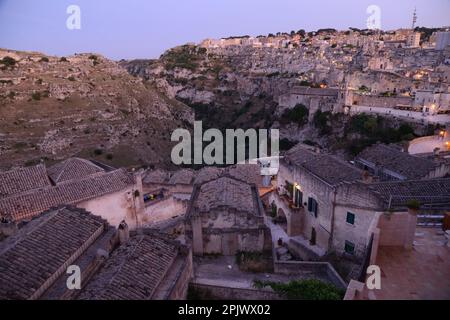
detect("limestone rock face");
top-left (0, 49), bottom-right (194, 170)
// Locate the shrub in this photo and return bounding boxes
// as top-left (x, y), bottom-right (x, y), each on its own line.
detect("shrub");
top-left (313, 110), bottom-right (332, 135)
top-left (281, 104), bottom-right (309, 125)
top-left (271, 202), bottom-right (277, 217)
top-left (106, 153), bottom-right (113, 160)
top-left (68, 76), bottom-right (76, 81)
top-left (253, 279), bottom-right (345, 300)
top-left (93, 149), bottom-right (103, 156)
top-left (60, 57), bottom-right (68, 62)
top-left (280, 138), bottom-right (296, 151)
top-left (406, 199), bottom-right (421, 210)
top-left (0, 56), bottom-right (16, 67)
top-left (40, 57), bottom-right (49, 62)
top-left (31, 92), bottom-right (41, 101)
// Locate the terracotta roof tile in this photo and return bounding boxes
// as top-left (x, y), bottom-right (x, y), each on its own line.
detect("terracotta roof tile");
top-left (0, 206), bottom-right (108, 300)
top-left (0, 164), bottom-right (51, 198)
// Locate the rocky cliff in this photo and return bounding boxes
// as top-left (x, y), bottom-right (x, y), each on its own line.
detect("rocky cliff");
top-left (0, 49), bottom-right (194, 170)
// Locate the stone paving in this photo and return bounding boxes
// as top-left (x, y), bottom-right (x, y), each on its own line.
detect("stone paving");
top-left (375, 227), bottom-right (450, 300)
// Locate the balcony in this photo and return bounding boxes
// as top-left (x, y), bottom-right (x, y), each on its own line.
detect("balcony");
top-left (277, 190), bottom-right (303, 213)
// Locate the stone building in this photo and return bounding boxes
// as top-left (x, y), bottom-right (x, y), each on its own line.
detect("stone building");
top-left (278, 86), bottom-right (342, 117)
top-left (78, 229), bottom-right (193, 300)
top-left (185, 175), bottom-right (271, 256)
top-left (0, 206), bottom-right (117, 300)
top-left (270, 144), bottom-right (376, 259)
top-left (141, 164), bottom-right (264, 227)
top-left (0, 158), bottom-right (144, 228)
top-left (270, 144), bottom-right (450, 261)
top-left (356, 144), bottom-right (449, 181)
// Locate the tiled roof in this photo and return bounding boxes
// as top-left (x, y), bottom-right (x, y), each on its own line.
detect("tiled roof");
top-left (227, 164), bottom-right (262, 187)
top-left (0, 169), bottom-right (134, 221)
top-left (194, 176), bottom-right (257, 214)
top-left (368, 178), bottom-right (450, 210)
top-left (284, 145), bottom-right (363, 186)
top-left (168, 169), bottom-right (194, 185)
top-left (0, 164), bottom-right (51, 199)
top-left (143, 169), bottom-right (170, 185)
top-left (193, 167), bottom-right (224, 185)
top-left (357, 144), bottom-right (437, 179)
top-left (48, 158), bottom-right (106, 184)
top-left (290, 86), bottom-right (339, 97)
top-left (78, 232), bottom-right (180, 300)
top-left (0, 206), bottom-right (108, 300)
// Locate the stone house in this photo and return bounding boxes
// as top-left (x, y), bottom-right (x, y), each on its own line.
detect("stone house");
top-left (0, 158), bottom-right (144, 228)
top-left (356, 144), bottom-right (450, 181)
top-left (270, 145), bottom-right (378, 259)
top-left (185, 175), bottom-right (271, 256)
top-left (78, 229), bottom-right (193, 300)
top-left (0, 206), bottom-right (118, 300)
top-left (270, 144), bottom-right (450, 262)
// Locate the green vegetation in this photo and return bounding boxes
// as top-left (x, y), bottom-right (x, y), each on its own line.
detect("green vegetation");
top-left (406, 199), bottom-right (421, 210)
top-left (344, 114), bottom-right (416, 155)
top-left (31, 92), bottom-right (41, 101)
top-left (280, 104), bottom-right (309, 126)
top-left (313, 110), bottom-right (332, 135)
top-left (0, 56), bottom-right (17, 67)
top-left (39, 57), bottom-right (49, 62)
top-left (253, 279), bottom-right (344, 300)
top-left (280, 138), bottom-right (296, 151)
top-left (163, 45), bottom-right (203, 71)
top-left (235, 251), bottom-right (272, 273)
top-left (358, 85), bottom-right (370, 92)
top-left (60, 57), bottom-right (68, 62)
top-left (271, 202), bottom-right (277, 217)
top-left (68, 76), bottom-right (76, 81)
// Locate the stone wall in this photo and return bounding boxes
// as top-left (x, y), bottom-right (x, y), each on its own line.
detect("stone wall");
top-left (277, 162), bottom-right (334, 252)
top-left (378, 211), bottom-right (417, 249)
top-left (189, 283), bottom-right (281, 300)
top-left (143, 196), bottom-right (186, 225)
top-left (273, 260), bottom-right (347, 289)
top-left (78, 187), bottom-right (139, 229)
top-left (352, 94), bottom-right (413, 108)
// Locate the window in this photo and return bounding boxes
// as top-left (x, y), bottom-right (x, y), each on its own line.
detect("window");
top-left (307, 197), bottom-right (318, 217)
top-left (345, 241), bottom-right (355, 255)
top-left (346, 212), bottom-right (355, 225)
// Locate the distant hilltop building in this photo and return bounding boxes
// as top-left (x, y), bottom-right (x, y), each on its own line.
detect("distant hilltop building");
top-left (436, 31), bottom-right (450, 50)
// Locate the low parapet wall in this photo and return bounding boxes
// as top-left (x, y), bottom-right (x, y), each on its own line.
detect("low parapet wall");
top-left (189, 282), bottom-right (281, 300)
top-left (273, 260), bottom-right (347, 289)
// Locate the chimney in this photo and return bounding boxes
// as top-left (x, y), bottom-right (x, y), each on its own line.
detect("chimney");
top-left (0, 218), bottom-right (18, 237)
top-left (362, 168), bottom-right (373, 184)
top-left (118, 220), bottom-right (130, 244)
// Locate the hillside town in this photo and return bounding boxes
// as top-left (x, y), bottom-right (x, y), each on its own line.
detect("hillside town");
top-left (1, 11), bottom-right (450, 301)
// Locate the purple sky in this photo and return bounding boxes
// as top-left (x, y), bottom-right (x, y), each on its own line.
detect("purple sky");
top-left (0, 0), bottom-right (449, 60)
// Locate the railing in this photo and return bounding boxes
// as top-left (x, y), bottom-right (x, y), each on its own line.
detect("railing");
top-left (276, 190), bottom-right (303, 212)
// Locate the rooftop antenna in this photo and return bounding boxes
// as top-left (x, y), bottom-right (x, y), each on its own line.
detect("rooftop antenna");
top-left (412, 7), bottom-right (418, 29)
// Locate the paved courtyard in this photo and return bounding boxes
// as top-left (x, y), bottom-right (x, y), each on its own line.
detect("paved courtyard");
top-left (375, 227), bottom-right (450, 300)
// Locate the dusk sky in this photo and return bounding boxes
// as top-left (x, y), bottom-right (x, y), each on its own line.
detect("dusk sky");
top-left (0, 0), bottom-right (449, 60)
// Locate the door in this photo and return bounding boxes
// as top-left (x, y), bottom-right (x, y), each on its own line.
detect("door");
top-left (310, 228), bottom-right (317, 246)
top-left (294, 188), bottom-right (303, 208)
